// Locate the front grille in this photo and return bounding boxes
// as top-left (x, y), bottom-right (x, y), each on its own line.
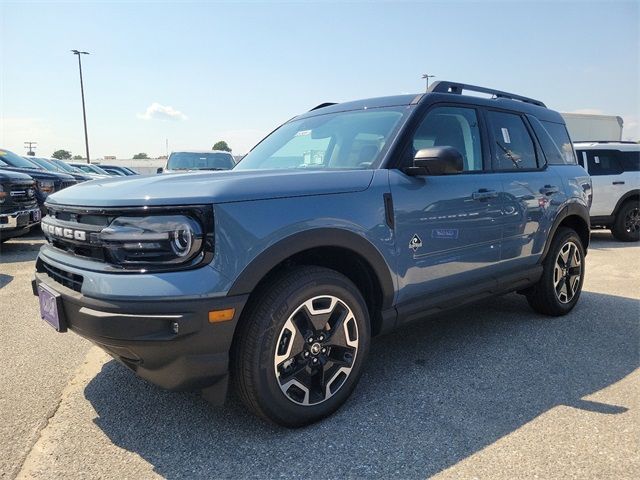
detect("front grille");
top-left (37, 258), bottom-right (84, 292)
top-left (10, 183), bottom-right (37, 205)
top-left (59, 180), bottom-right (77, 190)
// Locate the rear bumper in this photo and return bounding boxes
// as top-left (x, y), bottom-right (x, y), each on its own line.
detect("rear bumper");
top-left (32, 270), bottom-right (248, 402)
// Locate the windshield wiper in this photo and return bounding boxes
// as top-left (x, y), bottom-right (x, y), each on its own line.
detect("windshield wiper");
top-left (496, 141), bottom-right (521, 169)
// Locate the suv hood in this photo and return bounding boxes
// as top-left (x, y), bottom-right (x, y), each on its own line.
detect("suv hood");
top-left (0, 166), bottom-right (75, 182)
top-left (46, 169), bottom-right (375, 207)
top-left (0, 169), bottom-right (35, 183)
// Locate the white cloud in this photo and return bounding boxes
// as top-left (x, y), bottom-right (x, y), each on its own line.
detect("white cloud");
top-left (138, 102), bottom-right (187, 121)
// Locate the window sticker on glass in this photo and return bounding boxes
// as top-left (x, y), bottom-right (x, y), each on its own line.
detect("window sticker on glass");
top-left (295, 130), bottom-right (311, 137)
top-left (594, 155), bottom-right (600, 164)
top-left (501, 128), bottom-right (511, 144)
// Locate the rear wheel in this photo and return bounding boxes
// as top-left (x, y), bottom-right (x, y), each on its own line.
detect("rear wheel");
top-left (526, 227), bottom-right (585, 316)
top-left (612, 200), bottom-right (640, 242)
top-left (232, 266), bottom-right (370, 427)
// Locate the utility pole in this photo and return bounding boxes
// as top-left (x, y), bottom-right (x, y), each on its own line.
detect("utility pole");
top-left (24, 141), bottom-right (37, 156)
top-left (71, 50), bottom-right (91, 163)
top-left (422, 73), bottom-right (436, 91)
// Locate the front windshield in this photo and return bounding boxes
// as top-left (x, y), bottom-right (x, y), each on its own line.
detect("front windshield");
top-left (50, 159), bottom-right (77, 173)
top-left (234, 107), bottom-right (407, 171)
top-left (0, 148), bottom-right (42, 169)
top-left (30, 157), bottom-right (57, 171)
top-left (167, 152), bottom-right (235, 171)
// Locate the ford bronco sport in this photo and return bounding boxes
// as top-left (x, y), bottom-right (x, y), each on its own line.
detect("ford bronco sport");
top-left (33, 82), bottom-right (592, 426)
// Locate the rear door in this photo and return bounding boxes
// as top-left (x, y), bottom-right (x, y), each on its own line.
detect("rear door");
top-left (578, 149), bottom-right (627, 217)
top-left (484, 110), bottom-right (565, 269)
top-left (389, 105), bottom-right (505, 304)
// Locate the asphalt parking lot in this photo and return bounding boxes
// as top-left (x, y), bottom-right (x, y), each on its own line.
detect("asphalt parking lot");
top-left (1, 231), bottom-right (638, 479)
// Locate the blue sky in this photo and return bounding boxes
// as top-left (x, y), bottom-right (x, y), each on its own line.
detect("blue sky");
top-left (1, 0), bottom-right (638, 159)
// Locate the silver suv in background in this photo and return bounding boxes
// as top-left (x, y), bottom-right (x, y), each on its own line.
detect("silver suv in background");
top-left (575, 141), bottom-right (640, 241)
top-left (157, 150), bottom-right (235, 174)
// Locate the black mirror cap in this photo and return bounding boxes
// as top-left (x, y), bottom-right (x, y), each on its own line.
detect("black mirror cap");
top-left (409, 146), bottom-right (464, 176)
top-left (156, 167), bottom-right (164, 174)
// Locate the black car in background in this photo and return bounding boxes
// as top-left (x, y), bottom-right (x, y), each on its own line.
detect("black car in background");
top-left (0, 148), bottom-right (76, 216)
top-left (0, 169), bottom-right (40, 242)
top-left (23, 156), bottom-right (92, 183)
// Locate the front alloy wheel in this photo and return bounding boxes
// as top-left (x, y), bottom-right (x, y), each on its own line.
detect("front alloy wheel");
top-left (233, 266), bottom-right (370, 427)
top-left (274, 295), bottom-right (359, 406)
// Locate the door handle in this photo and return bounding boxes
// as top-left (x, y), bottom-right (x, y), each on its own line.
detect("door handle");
top-left (540, 185), bottom-right (559, 196)
top-left (613, 181), bottom-right (625, 185)
top-left (472, 189), bottom-right (498, 201)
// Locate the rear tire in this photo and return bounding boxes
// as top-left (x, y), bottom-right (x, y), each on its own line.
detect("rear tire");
top-left (232, 266), bottom-right (370, 427)
top-left (526, 227), bottom-right (585, 316)
top-left (612, 200), bottom-right (640, 242)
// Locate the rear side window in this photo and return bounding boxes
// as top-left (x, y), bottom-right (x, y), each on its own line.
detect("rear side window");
top-left (619, 151), bottom-right (640, 171)
top-left (487, 111), bottom-right (538, 170)
top-left (533, 120), bottom-right (577, 165)
top-left (581, 150), bottom-right (624, 175)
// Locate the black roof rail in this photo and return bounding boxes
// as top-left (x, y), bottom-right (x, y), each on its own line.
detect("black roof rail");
top-left (428, 81), bottom-right (546, 108)
top-left (309, 102), bottom-right (337, 111)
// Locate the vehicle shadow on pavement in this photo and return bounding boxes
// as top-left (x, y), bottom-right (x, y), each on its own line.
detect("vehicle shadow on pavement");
top-left (84, 291), bottom-right (639, 479)
top-left (589, 231), bottom-right (637, 250)
top-left (0, 233), bottom-right (44, 264)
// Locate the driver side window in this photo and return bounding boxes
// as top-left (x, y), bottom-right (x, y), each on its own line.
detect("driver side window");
top-left (407, 106), bottom-right (483, 172)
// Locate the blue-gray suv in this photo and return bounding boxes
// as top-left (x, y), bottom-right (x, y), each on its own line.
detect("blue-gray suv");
top-left (33, 82), bottom-right (592, 426)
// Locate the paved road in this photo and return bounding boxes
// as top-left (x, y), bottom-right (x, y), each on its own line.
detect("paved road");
top-left (1, 231), bottom-right (638, 479)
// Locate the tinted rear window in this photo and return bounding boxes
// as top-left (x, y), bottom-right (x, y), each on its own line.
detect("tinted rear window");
top-left (538, 120), bottom-right (576, 165)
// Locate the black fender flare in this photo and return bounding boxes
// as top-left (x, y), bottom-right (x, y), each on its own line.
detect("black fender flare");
top-left (227, 228), bottom-right (395, 309)
top-left (613, 189), bottom-right (640, 216)
top-left (540, 202), bottom-right (591, 262)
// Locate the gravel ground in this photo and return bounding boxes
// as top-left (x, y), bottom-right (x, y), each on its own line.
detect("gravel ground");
top-left (1, 230), bottom-right (638, 479)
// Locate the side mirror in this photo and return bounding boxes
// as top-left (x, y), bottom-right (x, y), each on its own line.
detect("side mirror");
top-left (406, 146), bottom-right (464, 176)
top-left (156, 167), bottom-right (163, 174)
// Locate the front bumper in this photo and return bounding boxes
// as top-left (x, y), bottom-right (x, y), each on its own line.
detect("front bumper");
top-left (0, 207), bottom-right (41, 239)
top-left (33, 266), bottom-right (248, 403)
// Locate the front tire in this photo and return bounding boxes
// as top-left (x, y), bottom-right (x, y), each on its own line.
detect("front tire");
top-left (526, 227), bottom-right (585, 316)
top-left (232, 266), bottom-right (370, 427)
top-left (612, 200), bottom-right (640, 242)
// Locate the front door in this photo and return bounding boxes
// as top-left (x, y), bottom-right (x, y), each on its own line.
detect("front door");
top-left (389, 105), bottom-right (504, 304)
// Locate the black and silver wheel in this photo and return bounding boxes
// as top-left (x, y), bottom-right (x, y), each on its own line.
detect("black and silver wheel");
top-left (552, 241), bottom-right (582, 304)
top-left (612, 201), bottom-right (640, 242)
top-left (526, 227), bottom-right (585, 316)
top-left (233, 266), bottom-right (370, 427)
top-left (274, 295), bottom-right (359, 406)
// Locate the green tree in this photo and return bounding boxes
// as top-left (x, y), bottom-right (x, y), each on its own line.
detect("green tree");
top-left (52, 149), bottom-right (72, 160)
top-left (212, 141), bottom-right (231, 152)
top-left (132, 153), bottom-right (149, 159)
top-left (72, 155), bottom-right (84, 160)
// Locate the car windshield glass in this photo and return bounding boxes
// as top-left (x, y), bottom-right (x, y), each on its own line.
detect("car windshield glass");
top-left (50, 159), bottom-right (77, 173)
top-left (234, 107), bottom-right (407, 171)
top-left (167, 152), bottom-right (235, 171)
top-left (0, 148), bottom-right (42, 168)
top-left (29, 157), bottom-right (57, 171)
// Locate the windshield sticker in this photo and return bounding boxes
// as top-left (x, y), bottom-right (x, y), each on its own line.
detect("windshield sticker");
top-left (501, 128), bottom-right (511, 144)
top-left (295, 130), bottom-right (311, 137)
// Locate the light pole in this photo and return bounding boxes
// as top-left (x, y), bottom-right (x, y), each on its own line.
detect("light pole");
top-left (71, 50), bottom-right (91, 163)
top-left (422, 73), bottom-right (435, 91)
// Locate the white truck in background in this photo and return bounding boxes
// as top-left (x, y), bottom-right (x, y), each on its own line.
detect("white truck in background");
top-left (561, 113), bottom-right (623, 142)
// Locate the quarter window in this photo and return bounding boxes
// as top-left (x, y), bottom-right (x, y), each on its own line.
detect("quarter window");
top-left (407, 106), bottom-right (483, 171)
top-left (487, 111), bottom-right (538, 170)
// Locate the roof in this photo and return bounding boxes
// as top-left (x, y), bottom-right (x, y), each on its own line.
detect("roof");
top-left (574, 141), bottom-right (639, 151)
top-left (170, 150), bottom-right (234, 154)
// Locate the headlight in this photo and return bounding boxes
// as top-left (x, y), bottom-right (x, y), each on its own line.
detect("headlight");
top-left (36, 180), bottom-right (56, 196)
top-left (99, 215), bottom-right (204, 266)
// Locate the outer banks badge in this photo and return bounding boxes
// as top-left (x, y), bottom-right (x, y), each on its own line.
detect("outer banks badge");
top-left (409, 234), bottom-right (423, 252)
